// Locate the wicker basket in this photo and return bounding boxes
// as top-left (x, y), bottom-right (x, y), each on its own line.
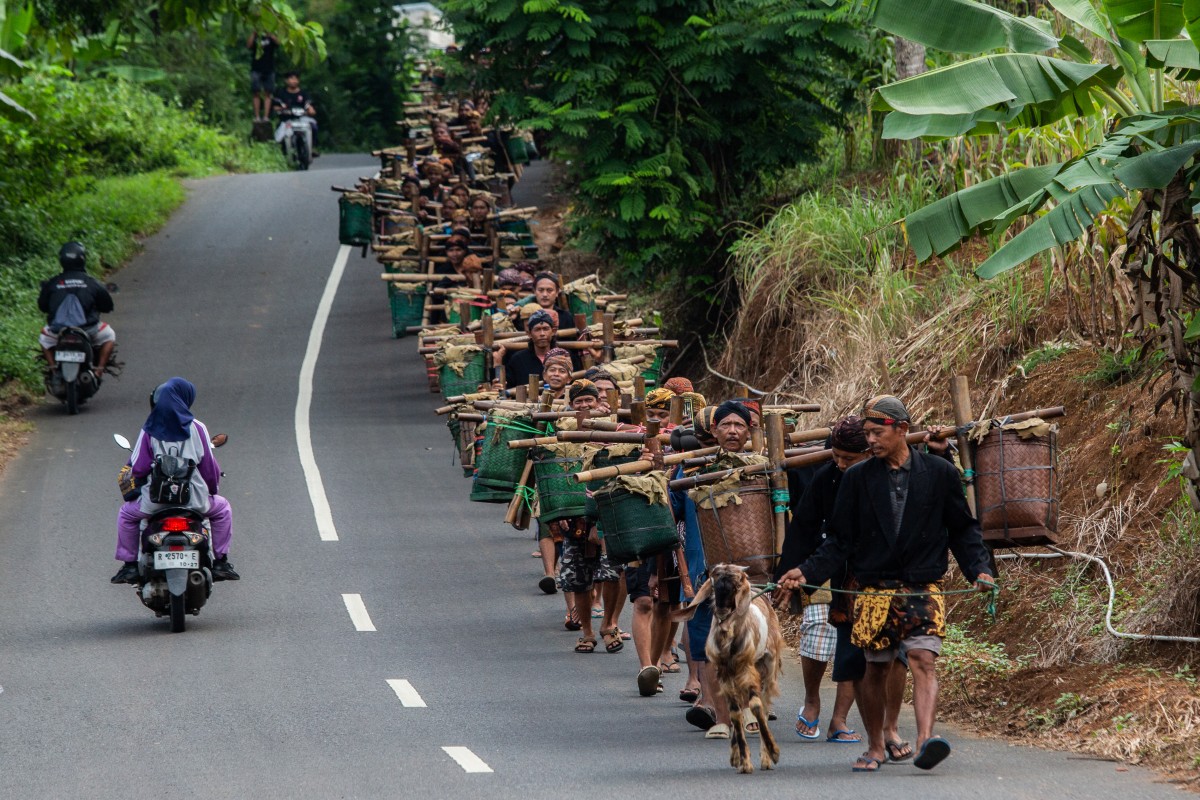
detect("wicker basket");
top-left (388, 285), bottom-right (426, 338)
top-left (593, 486), bottom-right (678, 564)
top-left (974, 426), bottom-right (1058, 548)
top-left (694, 477), bottom-right (777, 584)
top-left (533, 453), bottom-right (587, 522)
top-left (471, 415), bottom-right (532, 501)
top-left (438, 351), bottom-right (488, 401)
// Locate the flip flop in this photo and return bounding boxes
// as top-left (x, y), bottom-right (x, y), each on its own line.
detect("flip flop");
top-left (827, 729), bottom-right (862, 743)
top-left (886, 739), bottom-right (913, 761)
top-left (538, 576), bottom-right (557, 594)
top-left (637, 666), bottom-right (661, 697)
top-left (913, 737), bottom-right (951, 770)
top-left (686, 706), bottom-right (717, 731)
top-left (679, 687), bottom-right (700, 703)
top-left (796, 714), bottom-right (821, 740)
top-left (852, 756), bottom-right (883, 773)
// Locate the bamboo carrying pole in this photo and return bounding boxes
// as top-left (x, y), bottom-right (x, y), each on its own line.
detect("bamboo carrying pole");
top-left (573, 446), bottom-right (723, 483)
top-left (765, 413), bottom-right (789, 568)
top-left (950, 375), bottom-right (978, 515)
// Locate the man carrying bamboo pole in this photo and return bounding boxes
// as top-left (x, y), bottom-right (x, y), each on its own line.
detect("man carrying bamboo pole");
top-left (780, 395), bottom-right (995, 773)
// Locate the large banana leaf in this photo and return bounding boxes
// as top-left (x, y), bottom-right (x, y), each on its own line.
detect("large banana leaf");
top-left (904, 163), bottom-right (1066, 261)
top-left (1113, 140), bottom-right (1200, 186)
top-left (1145, 37), bottom-right (1200, 69)
top-left (1187, 0), bottom-right (1200, 44)
top-left (1102, 0), bottom-right (1184, 42)
top-left (874, 54), bottom-right (1121, 139)
top-left (871, 0), bottom-right (1057, 55)
top-left (1046, 0), bottom-right (1116, 42)
top-left (975, 182), bottom-right (1126, 278)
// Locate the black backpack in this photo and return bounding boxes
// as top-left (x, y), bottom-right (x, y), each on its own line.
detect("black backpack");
top-left (148, 447), bottom-right (196, 505)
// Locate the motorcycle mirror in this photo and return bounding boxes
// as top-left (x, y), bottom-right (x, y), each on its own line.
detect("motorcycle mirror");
top-left (105, 282), bottom-right (119, 293)
top-left (113, 433), bottom-right (132, 450)
top-left (211, 433), bottom-right (228, 447)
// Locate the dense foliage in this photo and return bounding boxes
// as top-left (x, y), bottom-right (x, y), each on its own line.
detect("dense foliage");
top-left (441, 0), bottom-right (869, 284)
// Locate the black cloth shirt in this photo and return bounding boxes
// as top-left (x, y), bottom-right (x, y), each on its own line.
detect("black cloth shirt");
top-left (502, 343), bottom-right (581, 389)
top-left (37, 271), bottom-right (113, 327)
top-left (273, 88), bottom-right (311, 111)
top-left (799, 447), bottom-right (992, 588)
top-left (775, 461), bottom-right (840, 582)
top-left (250, 35), bottom-right (278, 73)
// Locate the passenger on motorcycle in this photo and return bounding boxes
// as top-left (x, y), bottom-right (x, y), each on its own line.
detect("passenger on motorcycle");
top-left (271, 71), bottom-right (318, 155)
top-left (37, 242), bottom-right (116, 380)
top-left (111, 378), bottom-right (240, 584)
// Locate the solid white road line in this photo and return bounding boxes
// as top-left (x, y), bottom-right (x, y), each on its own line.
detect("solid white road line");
top-left (442, 746), bottom-right (493, 773)
top-left (386, 679), bottom-right (427, 708)
top-left (295, 244), bottom-right (351, 542)
top-left (341, 593), bottom-right (376, 631)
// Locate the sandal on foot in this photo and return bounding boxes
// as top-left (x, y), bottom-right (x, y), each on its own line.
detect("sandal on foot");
top-left (574, 636), bottom-right (597, 653)
top-left (886, 739), bottom-right (913, 761)
top-left (686, 706), bottom-right (717, 730)
top-left (705, 723), bottom-right (730, 739)
top-left (637, 666), bottom-right (661, 697)
top-left (852, 756), bottom-right (883, 773)
top-left (913, 737), bottom-right (951, 770)
top-left (591, 605), bottom-right (603, 618)
top-left (564, 610), bottom-right (582, 631)
top-left (796, 714), bottom-right (821, 740)
top-left (679, 687), bottom-right (700, 703)
top-left (658, 657), bottom-right (681, 674)
top-left (618, 629), bottom-right (632, 640)
top-left (827, 729), bottom-right (863, 743)
top-left (539, 576), bottom-right (558, 594)
top-left (743, 710), bottom-right (760, 736)
top-left (600, 627), bottom-right (624, 653)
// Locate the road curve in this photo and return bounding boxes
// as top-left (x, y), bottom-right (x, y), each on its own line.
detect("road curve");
top-left (0, 156), bottom-right (1182, 799)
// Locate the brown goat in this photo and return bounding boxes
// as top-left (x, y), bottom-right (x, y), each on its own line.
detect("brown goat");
top-left (675, 563), bottom-right (785, 773)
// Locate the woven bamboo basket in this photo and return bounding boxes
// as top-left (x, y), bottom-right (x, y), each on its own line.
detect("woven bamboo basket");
top-left (593, 486), bottom-right (678, 564)
top-left (584, 449), bottom-right (642, 519)
top-left (438, 351), bottom-right (487, 401)
top-left (533, 452), bottom-right (587, 522)
top-left (388, 285), bottom-right (426, 338)
top-left (640, 347), bottom-right (666, 385)
top-left (694, 477), bottom-right (777, 584)
top-left (974, 426), bottom-right (1058, 548)
top-left (470, 415), bottom-right (532, 502)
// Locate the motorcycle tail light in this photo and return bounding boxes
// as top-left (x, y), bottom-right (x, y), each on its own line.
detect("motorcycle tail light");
top-left (161, 517), bottom-right (190, 532)
top-left (148, 532), bottom-right (164, 546)
top-left (168, 545), bottom-right (185, 552)
top-left (188, 533), bottom-right (205, 546)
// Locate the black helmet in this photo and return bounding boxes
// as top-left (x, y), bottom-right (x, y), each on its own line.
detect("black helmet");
top-left (59, 241), bottom-right (87, 271)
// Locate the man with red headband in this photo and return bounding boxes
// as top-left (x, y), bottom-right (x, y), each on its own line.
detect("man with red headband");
top-left (781, 395), bottom-right (995, 774)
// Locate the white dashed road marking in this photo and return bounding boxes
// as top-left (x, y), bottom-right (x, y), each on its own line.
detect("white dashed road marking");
top-left (341, 593), bottom-right (376, 631)
top-left (386, 679), bottom-right (427, 707)
top-left (442, 746), bottom-right (492, 773)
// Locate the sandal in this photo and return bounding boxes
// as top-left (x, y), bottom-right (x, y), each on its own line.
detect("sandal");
top-left (600, 627), bottom-right (624, 653)
top-left (658, 655), bottom-right (681, 674)
top-left (679, 687), bottom-right (700, 703)
top-left (852, 755), bottom-right (883, 773)
top-left (564, 609), bottom-right (582, 631)
top-left (886, 740), bottom-right (913, 761)
top-left (574, 636), bottom-right (597, 653)
top-left (618, 629), bottom-right (632, 640)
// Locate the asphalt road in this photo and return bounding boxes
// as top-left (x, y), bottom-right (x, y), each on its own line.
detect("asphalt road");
top-left (0, 156), bottom-right (1185, 799)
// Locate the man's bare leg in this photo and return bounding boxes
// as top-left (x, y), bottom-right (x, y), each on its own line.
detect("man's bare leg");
top-left (599, 578), bottom-right (621, 632)
top-left (631, 596), bottom-right (654, 668)
top-left (700, 661), bottom-right (731, 725)
top-left (796, 655), bottom-right (826, 736)
top-left (827, 678), bottom-right (861, 741)
top-left (856, 660), bottom-right (889, 769)
top-left (569, 590), bottom-right (595, 647)
top-left (907, 648), bottom-right (938, 752)
top-left (650, 603), bottom-right (678, 669)
top-left (94, 340), bottom-right (114, 376)
top-left (883, 658), bottom-right (912, 758)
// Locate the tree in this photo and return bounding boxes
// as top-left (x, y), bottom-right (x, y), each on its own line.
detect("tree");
top-left (853, 0), bottom-right (1200, 505)
top-left (441, 0), bottom-right (868, 284)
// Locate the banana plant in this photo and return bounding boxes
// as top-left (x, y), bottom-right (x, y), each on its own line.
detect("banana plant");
top-left (0, 0), bottom-right (33, 119)
top-left (836, 0), bottom-right (1200, 505)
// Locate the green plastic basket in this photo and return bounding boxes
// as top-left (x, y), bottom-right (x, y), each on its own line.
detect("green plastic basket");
top-left (640, 347), bottom-right (667, 384)
top-left (470, 481), bottom-right (513, 503)
top-left (438, 351), bottom-right (488, 401)
top-left (506, 135), bottom-right (530, 166)
top-left (445, 302), bottom-right (486, 325)
top-left (533, 453), bottom-right (587, 523)
top-left (566, 293), bottom-right (596, 318)
top-left (338, 196), bottom-right (373, 247)
top-left (472, 414), bottom-right (532, 497)
top-left (388, 285), bottom-right (426, 338)
top-left (594, 487), bottom-right (679, 564)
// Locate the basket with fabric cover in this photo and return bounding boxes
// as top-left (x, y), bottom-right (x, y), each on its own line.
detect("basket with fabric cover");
top-left (435, 345), bottom-right (487, 401)
top-left (691, 476), bottom-right (776, 585)
top-left (338, 193), bottom-right (373, 247)
top-left (582, 444), bottom-right (642, 518)
top-left (594, 473), bottom-right (678, 565)
top-left (973, 418), bottom-right (1058, 548)
top-left (387, 284), bottom-right (426, 338)
top-left (532, 449), bottom-right (588, 523)
top-left (471, 411), bottom-right (533, 502)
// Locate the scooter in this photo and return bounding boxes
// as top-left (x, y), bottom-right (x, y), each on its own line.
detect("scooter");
top-left (113, 431), bottom-right (228, 633)
top-left (275, 106), bottom-right (314, 170)
top-left (46, 327), bottom-right (103, 415)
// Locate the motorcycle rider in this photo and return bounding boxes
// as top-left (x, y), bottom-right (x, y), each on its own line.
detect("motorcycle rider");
top-left (272, 70), bottom-right (318, 156)
top-left (37, 242), bottom-right (116, 380)
top-left (111, 377), bottom-right (240, 584)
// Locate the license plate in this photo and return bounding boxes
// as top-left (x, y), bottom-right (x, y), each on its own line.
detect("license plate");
top-left (55, 351), bottom-right (87, 363)
top-left (153, 550), bottom-right (199, 569)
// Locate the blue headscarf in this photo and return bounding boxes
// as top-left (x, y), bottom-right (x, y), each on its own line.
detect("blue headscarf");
top-left (143, 377), bottom-right (196, 443)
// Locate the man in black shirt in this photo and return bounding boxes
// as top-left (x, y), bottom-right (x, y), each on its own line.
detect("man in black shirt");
top-left (247, 31), bottom-right (278, 122)
top-left (273, 71), bottom-right (318, 154)
top-left (37, 241), bottom-right (116, 378)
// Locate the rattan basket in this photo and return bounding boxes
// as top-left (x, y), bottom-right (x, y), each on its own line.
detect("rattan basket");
top-left (974, 426), bottom-right (1058, 548)
top-left (694, 477), bottom-right (777, 584)
top-left (593, 486), bottom-right (678, 564)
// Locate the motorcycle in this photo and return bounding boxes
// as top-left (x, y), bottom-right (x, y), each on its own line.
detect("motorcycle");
top-left (46, 327), bottom-right (110, 415)
top-left (275, 106), bottom-right (314, 170)
top-left (113, 431), bottom-right (228, 633)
